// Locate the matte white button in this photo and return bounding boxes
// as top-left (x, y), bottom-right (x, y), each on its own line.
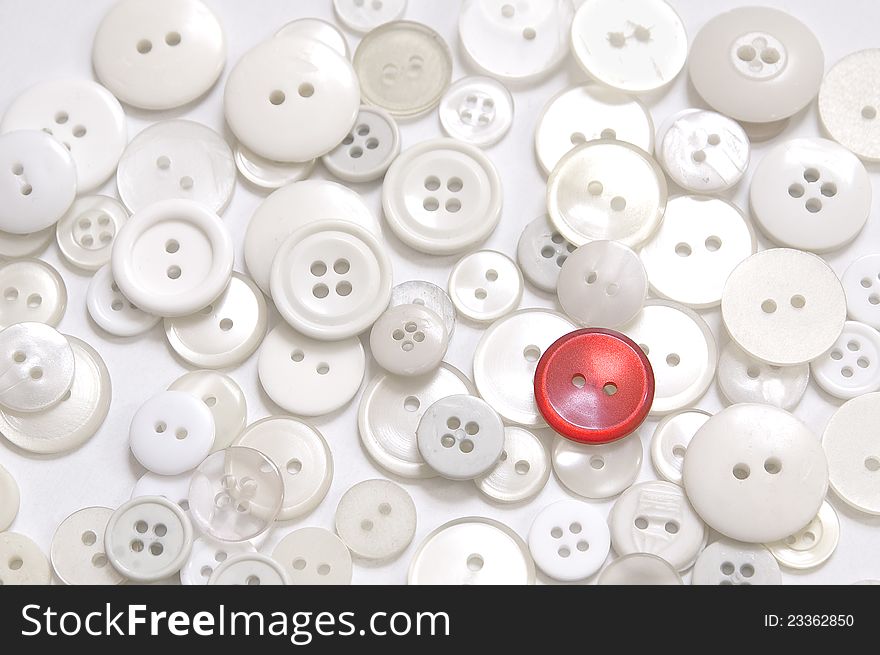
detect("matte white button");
top-left (272, 527), bottom-right (352, 585)
top-left (475, 426), bottom-right (550, 504)
top-left (92, 0), bottom-right (225, 110)
top-left (553, 433), bottom-right (642, 499)
top-left (842, 254), bottom-right (880, 330)
top-left (321, 105), bottom-right (401, 183)
top-left (516, 216), bottom-right (576, 294)
top-left (448, 250), bottom-right (522, 323)
top-left (0, 322), bottom-right (74, 413)
top-left (819, 49), bottom-right (880, 161)
top-left (390, 280), bottom-right (457, 337)
top-left (683, 403), bottom-right (828, 543)
top-left (0, 258), bottom-right (67, 328)
top-left (56, 195), bottom-right (128, 272)
top-left (335, 479), bottom-right (417, 560)
top-left (129, 390), bottom-right (215, 476)
top-left (597, 553), bottom-right (681, 585)
top-left (276, 18), bottom-right (349, 58)
top-left (721, 248), bottom-right (846, 366)
top-left (0, 227), bottom-right (53, 259)
top-left (51, 507), bottom-right (126, 585)
top-left (439, 76), bottom-right (513, 148)
top-left (383, 138), bottom-right (502, 255)
top-left (650, 410), bottom-right (711, 486)
top-left (717, 340), bottom-right (809, 411)
top-left (233, 143), bottom-right (314, 190)
top-left (131, 472), bottom-right (192, 510)
top-left (528, 499), bottom-right (610, 582)
top-left (111, 199), bottom-right (234, 318)
top-left (811, 321), bottom-right (880, 399)
top-left (258, 323), bottom-right (365, 417)
top-left (766, 501), bottom-right (839, 570)
top-left (370, 303), bottom-right (448, 377)
top-left (0, 462), bottom-right (19, 531)
top-left (571, 0), bottom-right (687, 93)
top-left (334, 0), bottom-right (406, 33)
top-left (209, 553), bottom-right (289, 585)
top-left (180, 536), bottom-right (255, 585)
top-left (692, 539), bottom-right (781, 585)
top-left (168, 370), bottom-right (246, 452)
top-left (0, 532), bottom-right (51, 585)
top-left (87, 265), bottom-right (160, 337)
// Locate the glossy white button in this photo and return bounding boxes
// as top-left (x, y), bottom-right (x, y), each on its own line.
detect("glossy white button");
top-left (684, 404), bottom-right (828, 543)
top-left (111, 199), bottom-right (234, 318)
top-left (209, 553), bottom-right (289, 585)
top-left (571, 0), bottom-right (687, 93)
top-left (180, 536), bottom-right (256, 585)
top-left (439, 76), bottom-right (513, 148)
top-left (811, 321), bottom-right (880, 399)
top-left (92, 0), bottom-right (225, 110)
top-left (0, 322), bottom-right (74, 413)
top-left (0, 532), bottom-right (51, 585)
top-left (233, 143), bottom-right (314, 190)
top-left (258, 323), bottom-right (365, 417)
top-left (408, 517), bottom-right (534, 585)
top-left (547, 140), bottom-right (667, 248)
top-left (87, 265), bottom-right (160, 337)
top-left (553, 433), bottom-right (642, 499)
top-left (335, 479), bottom-right (417, 560)
top-left (823, 393), bottom-right (880, 515)
top-left (692, 539), bottom-right (781, 585)
top-left (558, 240), bottom-right (647, 327)
top-left (0, 228), bottom-right (53, 259)
top-left (528, 500), bottom-right (610, 582)
top-left (0, 130), bottom-right (76, 235)
top-left (272, 527), bottom-right (352, 585)
top-left (475, 426), bottom-right (549, 504)
top-left (448, 250), bottom-right (522, 323)
top-left (650, 410), bottom-right (711, 485)
top-left (842, 255), bottom-right (880, 330)
top-left (359, 363), bottom-right (473, 478)
top-left (129, 390), bottom-right (215, 476)
top-left (0, 462), bottom-right (19, 531)
top-left (819, 49), bottom-right (880, 161)
top-left (334, 0), bottom-right (406, 33)
top-left (370, 303), bottom-right (448, 376)
top-left (131, 472), bottom-right (192, 510)
top-left (383, 138), bottom-right (502, 255)
top-left (640, 196), bottom-right (756, 309)
top-left (225, 37), bottom-right (359, 163)
top-left (516, 216), bottom-right (576, 294)
top-left (56, 195), bottom-right (128, 272)
top-left (766, 501), bottom-right (839, 570)
top-left (717, 341), bottom-right (808, 411)
top-left (168, 370), bottom-right (246, 452)
top-left (609, 480), bottom-right (707, 571)
top-left (597, 553), bottom-right (681, 585)
top-left (689, 6), bottom-right (824, 123)
top-left (51, 507), bottom-right (126, 585)
top-left (322, 105), bottom-right (401, 183)
top-left (276, 18), bottom-right (349, 58)
top-left (390, 280), bottom-right (457, 337)
top-left (721, 249), bottom-right (846, 366)
top-left (0, 258), bottom-right (67, 328)
top-left (0, 336), bottom-right (110, 455)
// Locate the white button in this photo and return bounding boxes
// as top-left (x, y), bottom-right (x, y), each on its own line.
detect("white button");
top-left (370, 303), bottom-right (448, 377)
top-left (180, 536), bottom-right (255, 586)
top-left (650, 410), bottom-right (711, 486)
top-left (558, 240), bottom-right (647, 327)
top-left (111, 199), bottom-right (234, 318)
top-left (258, 323), bottom-right (365, 417)
top-left (547, 140), bottom-right (667, 248)
top-left (571, 0), bottom-right (687, 93)
top-left (390, 280), bottom-right (457, 337)
top-left (823, 392), bottom-right (880, 516)
top-left (354, 21), bottom-right (452, 118)
top-left (383, 138), bottom-right (503, 255)
top-left (87, 265), bottom-right (160, 337)
top-left (553, 433), bottom-right (643, 499)
top-left (408, 517), bottom-right (534, 585)
top-left (640, 196), bottom-right (756, 309)
top-left (0, 322), bottom-right (74, 413)
top-left (0, 258), bottom-right (67, 328)
top-left (721, 248), bottom-right (846, 366)
top-left (811, 321), bottom-right (880, 399)
top-left (473, 309), bottom-right (575, 427)
top-left (0, 336), bottom-right (111, 455)
top-left (335, 479), bottom-right (417, 560)
top-left (224, 37), bottom-right (359, 163)
top-left (164, 273), bottom-right (267, 369)
top-left (439, 76), bottom-right (513, 148)
top-left (622, 300), bottom-right (717, 415)
top-left (0, 227), bottom-right (53, 259)
top-left (535, 84), bottom-right (654, 177)
top-left (688, 6), bottom-right (824, 123)
top-left (132, 472), bottom-right (192, 510)
top-left (609, 480), bottom-right (707, 571)
top-left (766, 501), bottom-right (839, 570)
top-left (322, 105), bottom-right (401, 183)
top-left (359, 363), bottom-right (474, 478)
top-left (168, 370), bottom-right (247, 452)
top-left (516, 216), bottom-right (576, 294)
top-left (271, 219), bottom-right (392, 340)
top-left (692, 539), bottom-right (781, 585)
top-left (448, 250), bottom-right (522, 323)
top-left (475, 426), bottom-right (550, 504)
top-left (233, 143), bottom-right (314, 190)
top-left (56, 195), bottom-right (128, 272)
top-left (597, 553), bottom-right (681, 585)
top-left (0, 462), bottom-right (19, 531)
top-left (50, 507), bottom-right (126, 585)
top-left (333, 0), bottom-right (407, 34)
top-left (92, 0), bottom-right (225, 110)
top-left (683, 403), bottom-right (828, 543)
top-left (129, 390), bottom-right (215, 476)
top-left (819, 49), bottom-right (880, 162)
top-left (656, 109), bottom-right (750, 194)
top-left (717, 340), bottom-right (809, 411)
top-left (750, 138), bottom-right (870, 252)
top-left (0, 130), bottom-right (76, 235)
top-left (528, 500), bottom-right (610, 582)
top-left (842, 255), bottom-right (880, 329)
top-left (272, 527), bottom-right (352, 585)
top-left (417, 394), bottom-right (505, 480)
top-left (276, 18), bottom-right (350, 58)
top-left (117, 120), bottom-right (235, 215)
top-left (0, 532), bottom-right (51, 585)
top-left (208, 553), bottom-right (289, 585)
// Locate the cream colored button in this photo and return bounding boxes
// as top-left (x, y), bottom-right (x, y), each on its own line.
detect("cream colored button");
top-left (51, 507), bottom-right (126, 585)
top-left (0, 258), bottom-right (67, 328)
top-left (766, 501), bottom-right (839, 570)
top-left (0, 532), bottom-right (51, 585)
top-left (272, 527), bottom-right (352, 585)
top-left (819, 49), bottom-right (880, 161)
top-left (475, 427), bottom-right (550, 504)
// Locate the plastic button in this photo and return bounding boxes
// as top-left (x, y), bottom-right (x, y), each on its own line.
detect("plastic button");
top-left (168, 370), bottom-right (246, 452)
top-left (333, 0), bottom-right (407, 34)
top-left (448, 250), bottom-right (522, 323)
top-left (819, 49), bottom-right (880, 161)
top-left (766, 501), bottom-right (839, 570)
top-left (650, 409), bottom-right (711, 485)
top-left (272, 527), bottom-right (352, 585)
top-left (0, 462), bottom-right (19, 531)
top-left (275, 17), bottom-right (349, 58)
top-left (0, 227), bottom-right (53, 259)
top-left (321, 105), bottom-right (401, 183)
top-left (180, 536), bottom-right (255, 586)
top-left (692, 539), bottom-right (781, 585)
top-left (439, 76), bottom-right (513, 148)
top-left (370, 303), bottom-right (449, 377)
top-left (87, 265), bottom-right (160, 337)
top-left (0, 322), bottom-right (74, 413)
top-left (822, 393), bottom-right (880, 516)
top-left (0, 258), bottom-right (67, 328)
top-left (208, 553), bottom-right (289, 585)
top-left (597, 553), bottom-right (681, 585)
top-left (0, 532), bottom-right (51, 585)
top-left (56, 195), bottom-right (128, 272)
top-left (233, 143), bottom-right (314, 190)
top-left (717, 340), bottom-right (809, 410)
top-left (475, 426), bottom-right (550, 504)
top-left (389, 280), bottom-right (457, 337)
top-left (516, 216), bottom-right (576, 294)
top-left (51, 507), bottom-right (126, 586)
top-left (842, 255), bottom-right (880, 329)
top-left (528, 500), bottom-right (610, 582)
top-left (552, 432), bottom-right (642, 499)
top-left (811, 321), bottom-right (880, 399)
top-left (335, 479), bottom-right (417, 560)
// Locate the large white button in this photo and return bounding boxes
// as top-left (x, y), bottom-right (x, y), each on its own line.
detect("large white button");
top-left (56, 195), bottom-right (128, 272)
top-left (0, 532), bottom-right (51, 585)
top-left (766, 501), bottom-right (839, 570)
top-left (333, 0), bottom-right (406, 34)
top-left (842, 255), bottom-right (880, 330)
top-left (811, 321), bottom-right (880, 399)
top-left (650, 409), bottom-right (711, 486)
top-left (528, 500), bottom-right (610, 582)
top-left (168, 370), bottom-right (246, 452)
top-left (0, 462), bottom-right (19, 531)
top-left (321, 105), bottom-right (401, 183)
top-left (448, 250), bottom-right (522, 323)
top-left (0, 258), bottom-right (67, 328)
top-left (717, 340), bottom-right (809, 411)
top-left (92, 0), bottom-right (225, 110)
top-left (370, 303), bottom-right (448, 376)
top-left (272, 527), bottom-right (352, 585)
top-left (553, 433), bottom-right (643, 499)
top-left (390, 280), bottom-right (457, 337)
top-left (822, 393), bottom-right (880, 516)
top-left (516, 216), bottom-right (576, 294)
top-left (233, 143), bottom-right (314, 191)
top-left (439, 76), bottom-right (513, 148)
top-left (0, 322), bottom-right (74, 413)
top-left (275, 18), bottom-right (349, 58)
top-left (0, 227), bottom-right (53, 259)
top-left (208, 553), bottom-right (289, 585)
top-left (335, 479), bottom-right (417, 560)
top-left (819, 49), bottom-right (880, 161)
top-left (475, 426), bottom-right (550, 504)
top-left (51, 507), bottom-right (126, 585)
top-left (683, 404), bottom-right (828, 543)
top-left (692, 539), bottom-right (781, 585)
top-left (87, 265), bottom-right (160, 337)
top-left (180, 536), bottom-right (255, 586)
top-left (597, 553), bottom-right (681, 585)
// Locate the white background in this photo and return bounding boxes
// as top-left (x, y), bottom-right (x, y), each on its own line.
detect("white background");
top-left (1, 0), bottom-right (879, 585)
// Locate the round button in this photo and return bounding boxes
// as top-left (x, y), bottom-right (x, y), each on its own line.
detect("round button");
top-left (819, 49), bottom-right (880, 161)
top-left (0, 462), bottom-right (19, 531)
top-left (87, 264), bottom-right (160, 337)
top-left (111, 199), bottom-right (234, 318)
top-left (571, 0), bottom-right (687, 93)
top-left (557, 240), bottom-right (647, 327)
top-left (132, 472), bottom-right (192, 510)
top-left (0, 227), bottom-right (53, 259)
top-left (321, 105), bottom-right (401, 183)
top-left (683, 404), bottom-right (828, 543)
top-left (528, 500), bottom-right (610, 582)
top-left (354, 21), bottom-right (452, 118)
top-left (92, 0), bottom-right (225, 110)
top-left (475, 426), bottom-right (550, 504)
top-left (233, 143), bottom-right (314, 190)
top-left (168, 370), bottom-right (246, 452)
top-left (370, 303), bottom-right (448, 377)
top-left (766, 501), bottom-right (839, 570)
top-left (439, 76), bottom-right (513, 148)
top-left (390, 280), bottom-right (457, 337)
top-left (0, 130), bottom-right (76, 235)
top-left (51, 507), bottom-right (126, 585)
top-left (56, 195), bottom-right (128, 272)
top-left (0, 532), bottom-right (51, 585)
top-left (258, 323), bottom-right (365, 416)
top-left (597, 553), bottom-right (681, 585)
top-left (552, 433), bottom-right (642, 499)
top-left (721, 248), bottom-right (846, 366)
top-left (0, 258), bottom-right (67, 328)
top-left (535, 328), bottom-right (654, 444)
top-left (689, 6), bottom-right (824, 123)
top-left (383, 138), bottom-right (502, 255)
top-left (717, 340), bottom-right (809, 411)
top-left (448, 250), bottom-right (522, 323)
top-left (333, 0), bottom-right (406, 33)
top-left (547, 140), bottom-right (667, 248)
top-left (516, 216), bottom-right (576, 294)
top-left (208, 553), bottom-right (289, 585)
top-left (842, 255), bottom-right (880, 329)
top-left (650, 409), bottom-right (711, 485)
top-left (272, 527), bottom-right (352, 585)
top-left (692, 539), bottom-right (781, 585)
top-left (335, 479), bottom-right (417, 560)
top-left (0, 322), bottom-right (74, 413)
top-left (823, 392), bottom-right (880, 516)
top-left (275, 18), bottom-right (350, 58)
top-left (811, 321), bottom-right (880, 399)
top-left (180, 536), bottom-right (255, 585)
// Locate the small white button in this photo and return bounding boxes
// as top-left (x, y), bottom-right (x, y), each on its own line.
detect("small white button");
top-left (819, 49), bottom-right (880, 162)
top-left (516, 216), bottom-right (576, 294)
top-left (439, 76), bottom-right (513, 148)
top-left (597, 553), bottom-right (681, 585)
top-left (208, 553), bottom-right (289, 586)
top-left (766, 501), bottom-right (839, 570)
top-left (717, 340), bottom-right (809, 411)
top-left (322, 105), bottom-right (401, 183)
top-left (87, 265), bottom-right (160, 337)
top-left (370, 303), bottom-right (448, 377)
top-left (0, 322), bottom-right (74, 414)
top-left (276, 18), bottom-right (350, 58)
top-left (811, 321), bottom-right (880, 399)
top-left (129, 390), bottom-right (215, 476)
top-left (180, 536), bottom-right (255, 586)
top-left (823, 392), bottom-right (880, 516)
top-left (0, 462), bottom-right (19, 531)
top-left (684, 403), bottom-right (828, 543)
top-left (272, 527), bottom-right (352, 585)
top-left (475, 426), bottom-right (550, 504)
top-left (335, 479), bottom-right (417, 560)
top-left (92, 0), bottom-right (225, 110)
top-left (390, 280), bottom-right (457, 337)
top-left (0, 532), bottom-right (51, 585)
top-left (0, 227), bottom-right (53, 259)
top-left (650, 410), bottom-right (711, 487)
top-left (132, 472), bottom-right (192, 511)
top-left (233, 143), bottom-right (314, 190)
top-left (448, 250), bottom-right (522, 323)
top-left (528, 499), bottom-right (610, 582)
top-left (842, 255), bottom-right (880, 330)
top-left (50, 507), bottom-right (126, 586)
top-left (692, 539), bottom-right (781, 585)
top-left (56, 195), bottom-right (128, 272)
top-left (0, 258), bottom-right (67, 328)
top-left (168, 370), bottom-right (247, 452)
top-left (552, 433), bottom-right (643, 499)
top-left (333, 0), bottom-right (407, 34)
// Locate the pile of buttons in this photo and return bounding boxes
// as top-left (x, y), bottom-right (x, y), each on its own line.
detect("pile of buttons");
top-left (0, 0), bottom-right (878, 586)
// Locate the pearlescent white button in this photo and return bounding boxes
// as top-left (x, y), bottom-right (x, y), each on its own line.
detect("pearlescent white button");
top-left (209, 553), bottom-right (289, 585)
top-left (842, 255), bottom-right (880, 330)
top-left (819, 49), bottom-right (880, 161)
top-left (650, 410), bottom-right (711, 485)
top-left (528, 500), bottom-right (610, 582)
top-left (766, 501), bottom-right (839, 570)
top-left (335, 479), bottom-right (417, 560)
top-left (56, 195), bottom-right (128, 272)
top-left (692, 539), bottom-right (781, 585)
top-left (811, 321), bottom-right (880, 399)
top-left (717, 340), bottom-right (809, 411)
top-left (684, 404), bottom-right (828, 543)
top-left (552, 434), bottom-right (643, 500)
top-left (276, 18), bottom-right (349, 58)
top-left (0, 322), bottom-right (73, 413)
top-left (597, 553), bottom-right (681, 585)
top-left (272, 527), bottom-right (352, 585)
top-left (823, 393), bottom-right (880, 516)
top-left (334, 0), bottom-right (406, 33)
top-left (448, 250), bottom-right (522, 323)
top-left (51, 507), bottom-right (126, 585)
top-left (322, 105), bottom-right (401, 183)
top-left (234, 143), bottom-right (314, 190)
top-left (0, 258), bottom-right (67, 328)
top-left (439, 76), bottom-right (513, 148)
top-left (131, 472), bottom-right (192, 510)
top-left (87, 265), bottom-right (160, 337)
top-left (516, 216), bottom-right (576, 294)
top-left (0, 532), bottom-right (51, 585)
top-left (475, 426), bottom-right (549, 504)
top-left (168, 370), bottom-right (246, 452)
top-left (0, 462), bottom-right (19, 531)
top-left (370, 303), bottom-right (448, 376)
top-left (390, 280), bottom-right (457, 337)
top-left (0, 228), bottom-right (53, 259)
top-left (180, 536), bottom-right (255, 586)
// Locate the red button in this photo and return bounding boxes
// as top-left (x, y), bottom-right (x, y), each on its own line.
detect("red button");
top-left (534, 328), bottom-right (654, 444)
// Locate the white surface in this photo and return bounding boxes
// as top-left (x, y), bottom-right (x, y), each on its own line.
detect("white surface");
top-left (1, 0), bottom-right (879, 585)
